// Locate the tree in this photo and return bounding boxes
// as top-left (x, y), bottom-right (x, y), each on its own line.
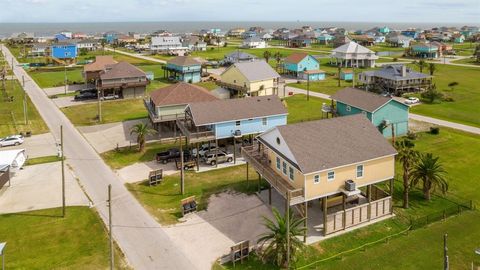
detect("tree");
top-left (474, 44), bottom-right (480, 63)
top-left (129, 123), bottom-right (156, 152)
top-left (428, 63), bottom-right (436, 76)
top-left (100, 39), bottom-right (106, 55)
top-left (448, 81), bottom-right (459, 91)
top-left (395, 140), bottom-right (419, 208)
top-left (263, 50), bottom-right (272, 63)
top-left (257, 208), bottom-right (306, 268)
top-left (421, 84), bottom-right (443, 103)
top-left (274, 52), bottom-right (282, 71)
top-left (411, 153), bottom-right (448, 201)
top-left (79, 48), bottom-right (88, 56)
top-left (416, 60), bottom-right (427, 73)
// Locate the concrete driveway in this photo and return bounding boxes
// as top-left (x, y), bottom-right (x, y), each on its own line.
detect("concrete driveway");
top-left (117, 160), bottom-right (178, 183)
top-left (43, 84), bottom-right (94, 95)
top-left (0, 162), bottom-right (90, 214)
top-left (78, 118), bottom-right (160, 153)
top-left (52, 96), bottom-right (98, 108)
top-left (7, 133), bottom-right (58, 158)
top-left (164, 191), bottom-right (273, 269)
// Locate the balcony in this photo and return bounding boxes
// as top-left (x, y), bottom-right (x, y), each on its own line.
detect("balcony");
top-left (143, 99), bottom-right (184, 123)
top-left (98, 80), bottom-right (148, 90)
top-left (241, 145), bottom-right (304, 205)
top-left (176, 119), bottom-right (215, 144)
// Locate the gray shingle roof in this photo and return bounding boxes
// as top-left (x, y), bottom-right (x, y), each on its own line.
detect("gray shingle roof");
top-left (330, 87), bottom-right (394, 112)
top-left (261, 114), bottom-right (397, 174)
top-left (362, 64), bottom-right (431, 81)
top-left (229, 61), bottom-right (280, 82)
top-left (167, 56), bottom-right (201, 66)
top-left (188, 95), bottom-right (287, 126)
top-left (225, 51), bottom-right (256, 60)
top-left (100, 62), bottom-right (146, 80)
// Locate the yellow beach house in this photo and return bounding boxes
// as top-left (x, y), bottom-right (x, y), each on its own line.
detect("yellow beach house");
top-left (242, 114), bottom-right (397, 239)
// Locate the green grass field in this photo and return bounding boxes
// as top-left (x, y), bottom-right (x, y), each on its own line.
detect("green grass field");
top-left (410, 64), bottom-right (480, 127)
top-left (0, 206), bottom-right (128, 269)
top-left (101, 141), bottom-right (176, 169)
top-left (450, 57), bottom-right (479, 65)
top-left (0, 80), bottom-right (48, 137)
top-left (284, 94), bottom-right (330, 124)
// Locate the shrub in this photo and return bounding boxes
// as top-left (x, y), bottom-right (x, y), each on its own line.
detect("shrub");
top-left (296, 80), bottom-right (301, 84)
top-left (407, 131), bottom-right (417, 140)
top-left (430, 127), bottom-right (440, 135)
top-left (393, 57), bottom-right (398, 62)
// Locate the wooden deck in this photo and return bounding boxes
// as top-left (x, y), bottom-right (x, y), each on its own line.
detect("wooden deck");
top-left (176, 119), bottom-right (215, 144)
top-left (242, 145), bottom-right (304, 205)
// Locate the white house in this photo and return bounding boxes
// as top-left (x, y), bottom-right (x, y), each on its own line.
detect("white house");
top-left (76, 39), bottom-right (99, 51)
top-left (150, 36), bottom-right (188, 55)
top-left (242, 37), bottom-right (267, 49)
top-left (330, 41), bottom-right (378, 68)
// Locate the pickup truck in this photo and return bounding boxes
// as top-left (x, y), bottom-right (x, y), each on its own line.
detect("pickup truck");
top-left (156, 148), bottom-right (190, 164)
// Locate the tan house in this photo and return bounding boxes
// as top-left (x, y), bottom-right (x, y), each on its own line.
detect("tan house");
top-left (97, 61), bottom-right (148, 99)
top-left (145, 82), bottom-right (219, 133)
top-left (83, 55), bottom-right (117, 82)
top-left (242, 114), bottom-right (397, 238)
top-left (217, 61), bottom-right (280, 97)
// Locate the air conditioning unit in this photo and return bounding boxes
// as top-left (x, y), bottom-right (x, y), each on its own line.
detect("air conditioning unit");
top-left (233, 130), bottom-right (242, 137)
top-left (345, 180), bottom-right (356, 191)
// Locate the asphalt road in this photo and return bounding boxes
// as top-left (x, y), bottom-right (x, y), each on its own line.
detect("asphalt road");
top-left (1, 45), bottom-right (197, 270)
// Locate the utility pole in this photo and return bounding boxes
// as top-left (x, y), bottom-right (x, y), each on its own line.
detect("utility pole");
top-left (22, 75), bottom-right (27, 125)
top-left (306, 74), bottom-right (310, 101)
top-left (180, 137), bottom-right (185, 195)
top-left (107, 184), bottom-right (114, 270)
top-left (96, 79), bottom-right (102, 122)
top-left (61, 125), bottom-right (65, 217)
top-left (444, 234), bottom-right (449, 270)
top-left (64, 52), bottom-right (68, 95)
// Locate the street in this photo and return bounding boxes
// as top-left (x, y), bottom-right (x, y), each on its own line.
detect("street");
top-left (1, 44), bottom-right (198, 270)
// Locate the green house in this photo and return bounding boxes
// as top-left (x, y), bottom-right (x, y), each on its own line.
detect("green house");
top-left (331, 88), bottom-right (409, 138)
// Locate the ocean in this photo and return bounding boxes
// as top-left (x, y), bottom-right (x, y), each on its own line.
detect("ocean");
top-left (0, 21), bottom-right (476, 37)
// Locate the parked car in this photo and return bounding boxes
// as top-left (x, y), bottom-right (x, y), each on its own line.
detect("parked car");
top-left (203, 150), bottom-right (233, 166)
top-left (404, 97), bottom-right (420, 105)
top-left (191, 143), bottom-right (218, 158)
top-left (100, 94), bottom-right (120, 101)
top-left (0, 135), bottom-right (24, 147)
top-left (156, 148), bottom-right (190, 164)
top-left (74, 91), bottom-right (97, 101)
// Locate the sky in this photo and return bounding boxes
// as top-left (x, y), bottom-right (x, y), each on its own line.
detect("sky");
top-left (0, 0), bottom-right (479, 23)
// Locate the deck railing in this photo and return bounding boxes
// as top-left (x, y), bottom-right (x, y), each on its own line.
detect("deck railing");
top-left (143, 99), bottom-right (184, 123)
top-left (242, 145), bottom-right (304, 205)
top-left (176, 120), bottom-right (215, 142)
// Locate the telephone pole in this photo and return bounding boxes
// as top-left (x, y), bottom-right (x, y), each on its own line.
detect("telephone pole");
top-left (61, 125), bottom-right (65, 217)
top-left (444, 234), bottom-right (449, 270)
top-left (107, 184), bottom-right (114, 270)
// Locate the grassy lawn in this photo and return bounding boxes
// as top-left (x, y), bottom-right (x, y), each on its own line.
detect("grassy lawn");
top-left (284, 94), bottom-right (330, 124)
top-left (101, 141), bottom-right (176, 169)
top-left (61, 99), bottom-right (147, 126)
top-left (126, 164), bottom-right (260, 225)
top-left (0, 79), bottom-right (49, 137)
top-left (0, 206), bottom-right (128, 269)
top-left (450, 57), bottom-right (479, 65)
top-left (25, 155), bottom-right (62, 166)
top-left (195, 81), bottom-right (218, 90)
top-left (410, 64), bottom-right (480, 127)
top-left (29, 67), bottom-right (84, 88)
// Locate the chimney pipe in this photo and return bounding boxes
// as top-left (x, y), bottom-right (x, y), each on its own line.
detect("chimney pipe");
top-left (401, 65), bottom-right (407, 77)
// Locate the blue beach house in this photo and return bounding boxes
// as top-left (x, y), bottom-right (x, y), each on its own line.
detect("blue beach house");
top-left (401, 30), bottom-right (418, 39)
top-left (340, 70), bottom-right (354, 81)
top-left (411, 43), bottom-right (439, 58)
top-left (163, 56), bottom-right (202, 83)
top-left (51, 43), bottom-right (77, 59)
top-left (379, 26), bottom-right (390, 34)
top-left (284, 53), bottom-right (325, 81)
top-left (317, 34), bottom-right (334, 45)
top-left (180, 95), bottom-right (288, 144)
top-left (331, 88), bottom-right (409, 138)
top-left (104, 31), bottom-right (119, 44)
top-left (54, 33), bottom-right (69, 41)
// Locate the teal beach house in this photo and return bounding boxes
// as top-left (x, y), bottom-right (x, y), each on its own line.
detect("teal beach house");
top-left (331, 88), bottom-right (409, 138)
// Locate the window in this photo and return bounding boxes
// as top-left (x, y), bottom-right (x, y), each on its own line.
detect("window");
top-left (235, 121), bottom-right (241, 126)
top-left (276, 137), bottom-right (281, 145)
top-left (346, 105), bottom-right (351, 112)
top-left (356, 165), bottom-right (364, 178)
top-left (276, 157), bottom-right (281, 170)
top-left (282, 161), bottom-right (287, 175)
top-left (262, 117), bottom-right (268, 126)
top-left (314, 175), bottom-right (320, 184)
top-left (289, 167), bottom-right (294, 181)
top-left (327, 171), bottom-right (335, 181)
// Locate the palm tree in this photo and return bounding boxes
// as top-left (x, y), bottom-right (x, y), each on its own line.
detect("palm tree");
top-left (257, 208), bottom-right (306, 268)
top-left (428, 63), bottom-right (436, 76)
top-left (411, 153), bottom-right (448, 201)
top-left (274, 52), bottom-right (282, 72)
top-left (416, 60), bottom-right (427, 73)
top-left (130, 123), bottom-right (156, 152)
top-left (394, 140), bottom-right (419, 208)
top-left (263, 50), bottom-right (272, 63)
top-left (100, 39), bottom-right (106, 55)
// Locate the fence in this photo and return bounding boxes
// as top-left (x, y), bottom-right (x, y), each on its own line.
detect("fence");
top-left (409, 200), bottom-right (474, 230)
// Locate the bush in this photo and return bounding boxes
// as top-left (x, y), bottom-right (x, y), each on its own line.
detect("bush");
top-left (296, 80), bottom-right (301, 84)
top-left (407, 131), bottom-right (417, 140)
top-left (393, 57), bottom-right (398, 62)
top-left (430, 127), bottom-right (440, 135)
